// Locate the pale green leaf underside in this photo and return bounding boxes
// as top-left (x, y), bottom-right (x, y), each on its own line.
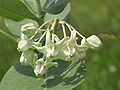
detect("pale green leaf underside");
top-left (0, 59), bottom-right (86, 90)
top-left (5, 19), bottom-right (39, 37)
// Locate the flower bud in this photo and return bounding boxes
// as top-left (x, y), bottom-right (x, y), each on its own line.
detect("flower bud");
top-left (20, 50), bottom-right (37, 66)
top-left (34, 58), bottom-right (45, 76)
top-left (18, 39), bottom-right (30, 51)
top-left (86, 35), bottom-right (102, 49)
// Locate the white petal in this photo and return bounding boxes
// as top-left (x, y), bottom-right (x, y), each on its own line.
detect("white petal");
top-left (56, 37), bottom-right (69, 45)
top-left (63, 46), bottom-right (71, 56)
top-left (70, 30), bottom-right (76, 41)
top-left (53, 34), bottom-right (60, 42)
top-left (46, 46), bottom-right (54, 55)
top-left (20, 53), bottom-right (27, 64)
top-left (21, 23), bottom-right (35, 32)
top-left (81, 37), bottom-right (86, 45)
top-left (33, 45), bottom-right (45, 54)
top-left (54, 37), bottom-right (69, 56)
top-left (62, 30), bottom-right (76, 57)
top-left (34, 64), bottom-right (45, 76)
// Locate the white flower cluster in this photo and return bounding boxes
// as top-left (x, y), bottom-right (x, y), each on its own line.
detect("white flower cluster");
top-left (17, 19), bottom-right (102, 76)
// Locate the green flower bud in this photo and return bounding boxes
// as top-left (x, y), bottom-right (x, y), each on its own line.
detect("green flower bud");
top-left (20, 50), bottom-right (38, 66)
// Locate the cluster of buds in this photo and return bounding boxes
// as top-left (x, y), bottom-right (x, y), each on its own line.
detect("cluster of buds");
top-left (17, 19), bottom-right (102, 76)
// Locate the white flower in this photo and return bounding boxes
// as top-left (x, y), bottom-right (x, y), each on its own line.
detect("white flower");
top-left (86, 35), bottom-right (102, 49)
top-left (20, 50), bottom-right (38, 66)
top-left (34, 58), bottom-right (45, 76)
top-left (34, 29), bottom-right (69, 58)
top-left (62, 29), bottom-right (84, 60)
top-left (33, 29), bottom-right (55, 57)
top-left (53, 37), bottom-right (69, 55)
top-left (34, 36), bottom-right (69, 59)
top-left (73, 35), bottom-right (102, 59)
top-left (62, 30), bottom-right (76, 57)
top-left (51, 37), bottom-right (69, 60)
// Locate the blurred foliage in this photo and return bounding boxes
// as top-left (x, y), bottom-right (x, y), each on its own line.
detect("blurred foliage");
top-left (0, 0), bottom-right (120, 90)
top-left (70, 0), bottom-right (120, 90)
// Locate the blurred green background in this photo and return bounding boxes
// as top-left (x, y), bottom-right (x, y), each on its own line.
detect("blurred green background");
top-left (0, 0), bottom-right (120, 90)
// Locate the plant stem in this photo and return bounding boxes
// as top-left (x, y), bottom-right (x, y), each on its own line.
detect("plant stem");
top-left (35, 0), bottom-right (42, 18)
top-left (0, 29), bottom-right (17, 42)
top-left (38, 20), bottom-right (53, 30)
top-left (50, 18), bottom-right (59, 31)
top-left (35, 0), bottom-right (46, 25)
top-left (37, 31), bottom-right (46, 43)
top-left (61, 23), bottom-right (67, 37)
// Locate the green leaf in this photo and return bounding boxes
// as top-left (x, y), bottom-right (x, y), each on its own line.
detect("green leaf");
top-left (0, 59), bottom-right (86, 90)
top-left (0, 62), bottom-right (44, 90)
top-left (44, 3), bottom-right (71, 22)
top-left (0, 0), bottom-right (37, 21)
top-left (41, 0), bottom-right (70, 14)
top-left (5, 19), bottom-right (39, 37)
top-left (20, 0), bottom-right (43, 18)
